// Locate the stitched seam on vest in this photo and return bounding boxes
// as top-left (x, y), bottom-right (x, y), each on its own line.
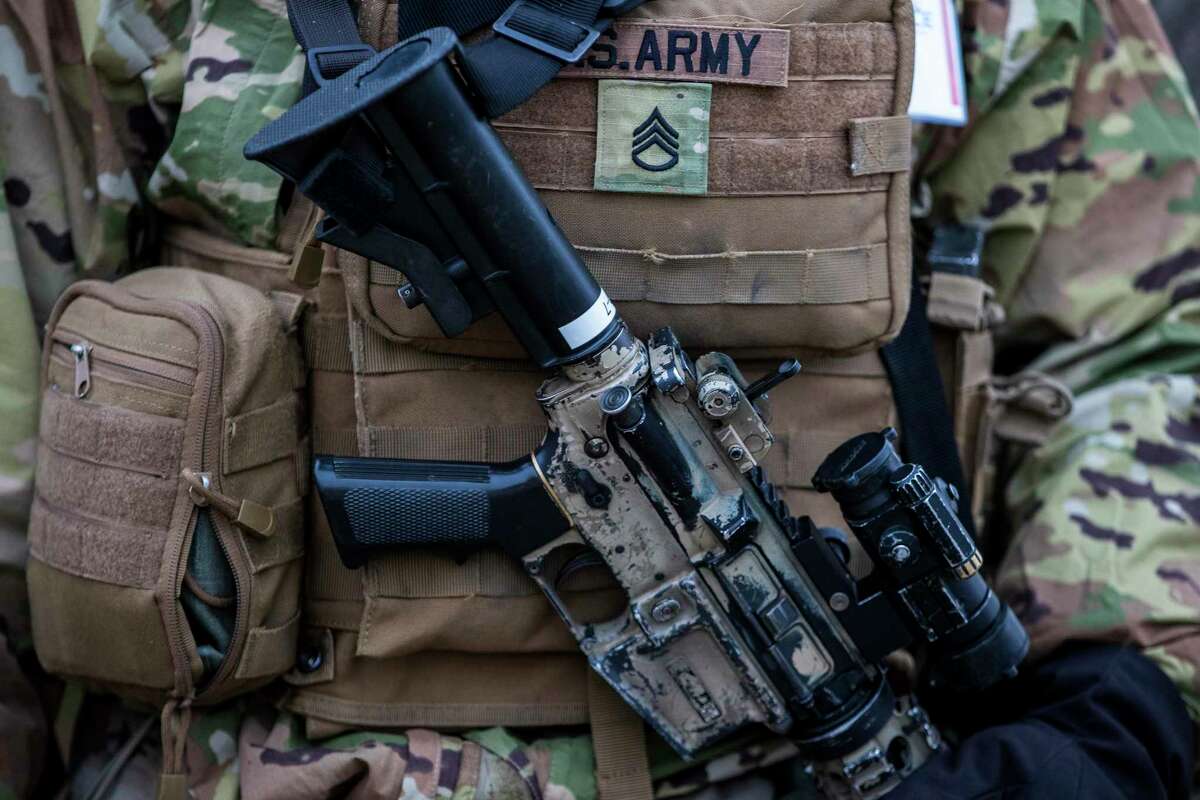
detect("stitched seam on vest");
top-left (579, 244), bottom-right (889, 304)
top-left (502, 129), bottom-right (893, 194)
top-left (312, 427), bottom-right (546, 464)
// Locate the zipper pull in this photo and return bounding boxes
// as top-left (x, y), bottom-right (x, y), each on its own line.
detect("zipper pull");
top-left (182, 469), bottom-right (277, 538)
top-left (70, 341), bottom-right (92, 398)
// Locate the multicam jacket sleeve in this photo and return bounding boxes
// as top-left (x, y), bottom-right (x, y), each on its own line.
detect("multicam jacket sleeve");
top-left (921, 0), bottom-right (1200, 718)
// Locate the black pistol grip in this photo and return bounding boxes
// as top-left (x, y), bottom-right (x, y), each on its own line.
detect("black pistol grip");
top-left (314, 450), bottom-right (569, 569)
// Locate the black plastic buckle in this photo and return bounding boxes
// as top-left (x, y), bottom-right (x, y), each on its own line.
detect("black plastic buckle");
top-left (492, 0), bottom-right (603, 63)
top-left (926, 224), bottom-right (985, 278)
top-left (306, 44), bottom-right (377, 87)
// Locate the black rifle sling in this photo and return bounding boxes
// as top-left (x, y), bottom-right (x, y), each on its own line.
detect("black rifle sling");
top-left (397, 0), bottom-right (605, 117)
top-left (286, 0), bottom-right (372, 94)
top-left (287, 0), bottom-right (629, 117)
top-left (880, 264), bottom-right (976, 538)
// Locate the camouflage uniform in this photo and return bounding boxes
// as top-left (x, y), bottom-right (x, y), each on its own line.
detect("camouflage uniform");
top-left (2, 0), bottom-right (1200, 797)
top-left (931, 0), bottom-right (1200, 719)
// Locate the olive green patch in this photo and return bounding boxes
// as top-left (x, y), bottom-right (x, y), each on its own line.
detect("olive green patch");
top-left (594, 80), bottom-right (711, 195)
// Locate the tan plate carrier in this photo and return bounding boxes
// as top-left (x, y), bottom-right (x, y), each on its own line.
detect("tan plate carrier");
top-left (150, 0), bottom-right (1024, 795)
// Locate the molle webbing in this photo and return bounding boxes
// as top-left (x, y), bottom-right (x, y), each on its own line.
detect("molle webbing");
top-left (497, 22), bottom-right (903, 196)
top-left (335, 5), bottom-right (914, 360)
top-left (850, 115), bottom-right (912, 176)
top-left (305, 312), bottom-right (542, 374)
top-left (224, 396), bottom-right (302, 474)
top-left (579, 244), bottom-right (891, 305)
top-left (588, 672), bottom-right (655, 800)
top-left (372, 243), bottom-right (893, 306)
top-left (289, 1), bottom-right (917, 777)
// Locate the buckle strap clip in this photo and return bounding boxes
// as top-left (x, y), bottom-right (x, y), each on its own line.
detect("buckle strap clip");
top-left (306, 44), bottom-right (377, 87)
top-left (492, 0), bottom-right (604, 63)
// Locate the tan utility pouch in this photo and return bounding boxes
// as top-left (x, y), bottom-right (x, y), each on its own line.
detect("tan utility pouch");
top-left (27, 268), bottom-right (307, 710)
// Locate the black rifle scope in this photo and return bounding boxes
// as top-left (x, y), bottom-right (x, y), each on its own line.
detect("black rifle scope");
top-left (813, 429), bottom-right (1029, 691)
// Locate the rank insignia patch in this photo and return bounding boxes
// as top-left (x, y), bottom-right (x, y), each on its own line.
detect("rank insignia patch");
top-left (594, 80), bottom-right (711, 195)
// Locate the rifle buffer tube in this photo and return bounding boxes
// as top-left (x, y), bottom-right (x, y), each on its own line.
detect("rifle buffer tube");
top-left (245, 29), bottom-right (622, 368)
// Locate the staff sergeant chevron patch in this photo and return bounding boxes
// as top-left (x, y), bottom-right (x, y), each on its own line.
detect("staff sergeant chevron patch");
top-left (595, 80), bottom-right (711, 195)
top-left (632, 108), bottom-right (680, 171)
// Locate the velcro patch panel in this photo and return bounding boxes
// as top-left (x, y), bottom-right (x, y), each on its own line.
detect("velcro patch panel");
top-left (594, 80), bottom-right (712, 195)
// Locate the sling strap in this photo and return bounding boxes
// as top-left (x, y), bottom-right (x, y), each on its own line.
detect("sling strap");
top-left (399, 0), bottom-right (604, 117)
top-left (286, 0), bottom-right (374, 94)
top-left (286, 0), bottom-right (645, 116)
top-left (880, 226), bottom-right (982, 537)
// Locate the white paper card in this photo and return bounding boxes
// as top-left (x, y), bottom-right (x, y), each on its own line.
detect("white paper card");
top-left (909, 0), bottom-right (968, 126)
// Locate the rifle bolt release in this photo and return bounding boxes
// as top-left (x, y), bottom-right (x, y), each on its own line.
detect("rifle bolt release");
top-left (585, 437), bottom-right (609, 458)
top-left (652, 598), bottom-right (681, 623)
top-left (829, 592), bottom-right (851, 612)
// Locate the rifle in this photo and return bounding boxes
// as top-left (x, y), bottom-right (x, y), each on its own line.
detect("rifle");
top-left (246, 28), bottom-right (1028, 799)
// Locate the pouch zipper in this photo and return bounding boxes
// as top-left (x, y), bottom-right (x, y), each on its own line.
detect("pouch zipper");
top-left (50, 335), bottom-right (195, 398)
top-left (166, 302), bottom-right (248, 701)
top-left (69, 342), bottom-right (90, 398)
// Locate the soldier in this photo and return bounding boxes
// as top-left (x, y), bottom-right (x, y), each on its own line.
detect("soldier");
top-left (1, 0), bottom-right (1200, 798)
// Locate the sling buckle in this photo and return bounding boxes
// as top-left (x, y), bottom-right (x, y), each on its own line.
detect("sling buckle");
top-left (492, 0), bottom-right (603, 63)
top-left (306, 44), bottom-right (377, 86)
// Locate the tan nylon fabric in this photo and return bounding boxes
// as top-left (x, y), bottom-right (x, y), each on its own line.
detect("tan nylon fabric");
top-left (580, 245), bottom-right (891, 305)
top-left (849, 115), bottom-right (913, 176)
top-left (588, 672), bottom-right (654, 800)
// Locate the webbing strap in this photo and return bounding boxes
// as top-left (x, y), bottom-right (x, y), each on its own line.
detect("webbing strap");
top-left (849, 116), bottom-right (913, 176)
top-left (588, 671), bottom-right (654, 800)
top-left (286, 0), bottom-right (372, 94)
top-left (579, 245), bottom-right (890, 306)
top-left (288, 0), bottom-right (626, 117)
top-left (398, 0), bottom-right (605, 117)
top-left (880, 270), bottom-right (975, 536)
top-left (224, 396), bottom-right (301, 474)
top-left (286, 690), bottom-right (591, 728)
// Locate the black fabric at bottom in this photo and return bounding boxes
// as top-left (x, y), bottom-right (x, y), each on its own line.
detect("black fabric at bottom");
top-left (893, 644), bottom-right (1194, 799)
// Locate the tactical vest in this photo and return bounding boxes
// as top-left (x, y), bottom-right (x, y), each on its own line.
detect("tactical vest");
top-left (159, 0), bottom-right (1030, 777)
